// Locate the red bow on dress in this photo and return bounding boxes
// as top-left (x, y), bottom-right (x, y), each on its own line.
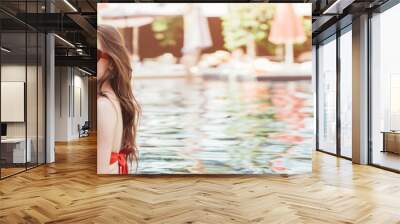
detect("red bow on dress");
top-left (110, 151), bottom-right (128, 174)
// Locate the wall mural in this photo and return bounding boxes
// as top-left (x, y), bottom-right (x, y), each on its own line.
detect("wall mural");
top-left (97, 3), bottom-right (313, 175)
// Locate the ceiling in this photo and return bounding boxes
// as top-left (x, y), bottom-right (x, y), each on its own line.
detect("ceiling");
top-left (310, 0), bottom-right (390, 43)
top-left (0, 0), bottom-right (97, 74)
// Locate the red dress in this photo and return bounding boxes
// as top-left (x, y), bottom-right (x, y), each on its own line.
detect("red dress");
top-left (109, 147), bottom-right (131, 174)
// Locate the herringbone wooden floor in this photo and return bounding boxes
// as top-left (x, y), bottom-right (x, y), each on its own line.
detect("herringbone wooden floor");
top-left (1, 135), bottom-right (400, 224)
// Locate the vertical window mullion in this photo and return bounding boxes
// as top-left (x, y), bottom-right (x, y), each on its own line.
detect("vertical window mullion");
top-left (25, 0), bottom-right (28, 171)
top-left (336, 28), bottom-right (341, 157)
top-left (367, 11), bottom-right (373, 165)
top-left (316, 44), bottom-right (319, 150)
top-left (0, 24), bottom-right (2, 179)
top-left (36, 0), bottom-right (39, 167)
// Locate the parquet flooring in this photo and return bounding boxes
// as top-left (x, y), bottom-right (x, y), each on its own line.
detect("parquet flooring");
top-left (0, 167), bottom-right (26, 178)
top-left (1, 135), bottom-right (400, 223)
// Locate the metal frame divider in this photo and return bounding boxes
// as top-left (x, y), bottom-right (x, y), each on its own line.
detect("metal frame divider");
top-left (0, 23), bottom-right (2, 179)
top-left (367, 10), bottom-right (372, 166)
top-left (336, 18), bottom-right (341, 157)
top-left (315, 19), bottom-right (353, 161)
top-left (314, 39), bottom-right (319, 152)
top-left (25, 0), bottom-right (28, 172)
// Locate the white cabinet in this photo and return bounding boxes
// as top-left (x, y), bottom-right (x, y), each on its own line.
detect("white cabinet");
top-left (1, 138), bottom-right (32, 163)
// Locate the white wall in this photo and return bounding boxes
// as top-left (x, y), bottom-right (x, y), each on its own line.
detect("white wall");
top-left (55, 66), bottom-right (70, 141)
top-left (1, 65), bottom-right (37, 138)
top-left (71, 73), bottom-right (89, 138)
top-left (1, 65), bottom-right (26, 138)
top-left (54, 67), bottom-right (89, 141)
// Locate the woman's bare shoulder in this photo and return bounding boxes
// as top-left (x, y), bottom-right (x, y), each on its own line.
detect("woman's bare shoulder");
top-left (98, 96), bottom-right (118, 120)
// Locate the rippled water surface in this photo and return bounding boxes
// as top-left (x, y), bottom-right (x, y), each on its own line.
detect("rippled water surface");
top-left (134, 78), bottom-right (313, 174)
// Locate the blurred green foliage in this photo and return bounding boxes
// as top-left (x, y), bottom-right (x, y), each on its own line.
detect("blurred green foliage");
top-left (222, 5), bottom-right (311, 57)
top-left (151, 16), bottom-right (183, 47)
top-left (221, 5), bottom-right (275, 52)
top-left (150, 7), bottom-right (311, 57)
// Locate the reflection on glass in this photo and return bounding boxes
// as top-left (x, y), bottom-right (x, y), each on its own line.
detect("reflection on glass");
top-left (318, 38), bottom-right (337, 154)
top-left (340, 29), bottom-right (352, 158)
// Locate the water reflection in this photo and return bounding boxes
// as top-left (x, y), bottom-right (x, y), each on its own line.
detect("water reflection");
top-left (134, 78), bottom-right (313, 174)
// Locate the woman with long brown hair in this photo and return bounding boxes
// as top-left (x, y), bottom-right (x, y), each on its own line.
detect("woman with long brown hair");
top-left (97, 25), bottom-right (140, 174)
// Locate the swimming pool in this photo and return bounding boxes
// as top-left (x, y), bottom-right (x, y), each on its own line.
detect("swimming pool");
top-left (134, 78), bottom-right (313, 174)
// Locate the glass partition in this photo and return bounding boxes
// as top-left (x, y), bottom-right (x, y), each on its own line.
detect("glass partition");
top-left (317, 36), bottom-right (337, 154)
top-left (339, 28), bottom-right (352, 158)
top-left (27, 31), bottom-right (38, 169)
top-left (26, 0), bottom-right (45, 169)
top-left (1, 31), bottom-right (28, 177)
top-left (0, 1), bottom-right (46, 179)
top-left (371, 4), bottom-right (400, 171)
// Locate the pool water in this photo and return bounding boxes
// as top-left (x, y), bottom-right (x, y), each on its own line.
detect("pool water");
top-left (134, 78), bottom-right (313, 174)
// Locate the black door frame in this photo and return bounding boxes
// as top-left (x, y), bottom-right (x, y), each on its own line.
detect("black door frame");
top-left (314, 19), bottom-right (352, 161)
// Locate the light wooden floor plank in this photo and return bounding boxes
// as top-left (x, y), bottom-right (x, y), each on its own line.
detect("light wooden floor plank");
top-left (0, 135), bottom-right (400, 223)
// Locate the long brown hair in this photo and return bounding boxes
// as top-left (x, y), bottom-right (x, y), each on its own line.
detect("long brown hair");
top-left (97, 25), bottom-right (141, 167)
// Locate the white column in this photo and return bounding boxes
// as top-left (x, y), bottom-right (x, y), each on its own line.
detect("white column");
top-left (46, 33), bottom-right (55, 163)
top-left (352, 14), bottom-right (369, 164)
